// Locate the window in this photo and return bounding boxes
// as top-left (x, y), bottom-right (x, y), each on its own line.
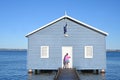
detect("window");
top-left (41, 46), bottom-right (49, 58)
top-left (85, 46), bottom-right (93, 58)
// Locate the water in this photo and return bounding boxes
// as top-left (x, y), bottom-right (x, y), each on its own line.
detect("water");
top-left (0, 51), bottom-right (27, 80)
top-left (106, 52), bottom-right (120, 80)
top-left (0, 51), bottom-right (120, 80)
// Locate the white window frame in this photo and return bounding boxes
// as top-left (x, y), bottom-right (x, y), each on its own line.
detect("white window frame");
top-left (40, 46), bottom-right (49, 58)
top-left (84, 46), bottom-right (93, 58)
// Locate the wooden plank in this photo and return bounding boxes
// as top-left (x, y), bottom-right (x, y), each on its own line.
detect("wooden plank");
top-left (54, 68), bottom-right (80, 80)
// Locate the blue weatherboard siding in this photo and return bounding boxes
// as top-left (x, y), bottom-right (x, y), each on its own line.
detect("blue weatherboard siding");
top-left (27, 18), bottom-right (106, 70)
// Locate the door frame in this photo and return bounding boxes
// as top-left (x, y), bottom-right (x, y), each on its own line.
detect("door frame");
top-left (62, 46), bottom-right (73, 68)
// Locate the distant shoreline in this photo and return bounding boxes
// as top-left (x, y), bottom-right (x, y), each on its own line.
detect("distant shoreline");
top-left (0, 48), bottom-right (120, 52)
top-left (106, 49), bottom-right (120, 52)
top-left (0, 48), bottom-right (27, 51)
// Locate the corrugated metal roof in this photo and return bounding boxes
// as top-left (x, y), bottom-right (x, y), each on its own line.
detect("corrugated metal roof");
top-left (26, 15), bottom-right (108, 37)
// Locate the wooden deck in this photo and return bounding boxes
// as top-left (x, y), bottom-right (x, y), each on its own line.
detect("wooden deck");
top-left (54, 68), bottom-right (80, 80)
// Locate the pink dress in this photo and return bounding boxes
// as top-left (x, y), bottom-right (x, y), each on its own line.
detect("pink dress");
top-left (65, 55), bottom-right (70, 63)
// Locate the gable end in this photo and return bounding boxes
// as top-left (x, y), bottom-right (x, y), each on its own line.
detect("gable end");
top-left (26, 15), bottom-right (108, 37)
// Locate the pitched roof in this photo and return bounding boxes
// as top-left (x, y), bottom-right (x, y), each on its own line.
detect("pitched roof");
top-left (26, 15), bottom-right (108, 37)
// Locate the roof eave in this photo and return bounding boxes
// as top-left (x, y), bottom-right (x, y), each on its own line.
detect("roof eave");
top-left (25, 15), bottom-right (108, 37)
top-left (25, 15), bottom-right (67, 37)
top-left (66, 15), bottom-right (108, 36)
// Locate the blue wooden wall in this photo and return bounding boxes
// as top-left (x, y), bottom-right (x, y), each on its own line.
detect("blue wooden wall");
top-left (27, 18), bottom-right (106, 70)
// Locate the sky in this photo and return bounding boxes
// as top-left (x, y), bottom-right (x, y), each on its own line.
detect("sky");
top-left (0, 0), bottom-right (120, 49)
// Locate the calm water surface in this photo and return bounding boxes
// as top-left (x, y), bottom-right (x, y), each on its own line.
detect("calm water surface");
top-left (0, 51), bottom-right (120, 80)
top-left (0, 51), bottom-right (27, 80)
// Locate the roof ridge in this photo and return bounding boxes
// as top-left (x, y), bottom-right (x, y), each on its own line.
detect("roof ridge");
top-left (26, 15), bottom-right (108, 37)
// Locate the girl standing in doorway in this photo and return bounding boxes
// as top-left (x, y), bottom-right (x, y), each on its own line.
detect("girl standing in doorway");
top-left (63, 53), bottom-right (71, 68)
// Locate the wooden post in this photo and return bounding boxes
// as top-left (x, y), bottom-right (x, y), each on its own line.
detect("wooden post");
top-left (35, 69), bottom-right (38, 74)
top-left (96, 70), bottom-right (99, 74)
top-left (39, 70), bottom-right (41, 74)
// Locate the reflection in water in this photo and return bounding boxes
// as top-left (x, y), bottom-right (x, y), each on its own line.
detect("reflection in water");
top-left (28, 72), bottom-right (55, 80)
top-left (28, 71), bottom-right (105, 80)
top-left (79, 73), bottom-right (105, 80)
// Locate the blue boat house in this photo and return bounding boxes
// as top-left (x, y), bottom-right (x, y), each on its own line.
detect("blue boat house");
top-left (26, 14), bottom-right (108, 73)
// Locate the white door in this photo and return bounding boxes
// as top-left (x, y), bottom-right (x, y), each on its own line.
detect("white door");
top-left (62, 46), bottom-right (72, 68)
